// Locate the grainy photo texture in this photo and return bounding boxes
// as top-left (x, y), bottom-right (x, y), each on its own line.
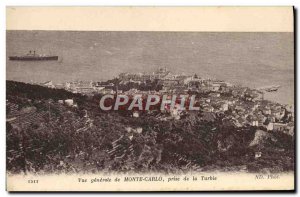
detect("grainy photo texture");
top-left (6, 7), bottom-right (295, 191)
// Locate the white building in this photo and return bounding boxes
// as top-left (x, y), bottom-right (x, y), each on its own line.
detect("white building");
top-left (65, 99), bottom-right (74, 106)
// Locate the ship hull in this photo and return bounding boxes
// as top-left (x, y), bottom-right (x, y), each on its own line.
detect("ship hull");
top-left (9, 56), bottom-right (58, 61)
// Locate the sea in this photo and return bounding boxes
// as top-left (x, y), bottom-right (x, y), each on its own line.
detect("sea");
top-left (6, 31), bottom-right (294, 105)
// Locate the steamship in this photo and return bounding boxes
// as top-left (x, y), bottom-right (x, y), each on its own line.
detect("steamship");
top-left (9, 51), bottom-right (58, 61)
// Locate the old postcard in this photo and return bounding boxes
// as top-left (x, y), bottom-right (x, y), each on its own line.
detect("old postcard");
top-left (6, 7), bottom-right (294, 191)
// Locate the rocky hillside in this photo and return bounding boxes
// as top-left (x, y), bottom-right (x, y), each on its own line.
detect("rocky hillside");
top-left (6, 81), bottom-right (294, 174)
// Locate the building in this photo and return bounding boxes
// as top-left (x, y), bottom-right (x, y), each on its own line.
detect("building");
top-left (41, 81), bottom-right (54, 88)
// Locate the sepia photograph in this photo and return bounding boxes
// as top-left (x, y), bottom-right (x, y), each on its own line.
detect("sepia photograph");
top-left (5, 7), bottom-right (295, 191)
